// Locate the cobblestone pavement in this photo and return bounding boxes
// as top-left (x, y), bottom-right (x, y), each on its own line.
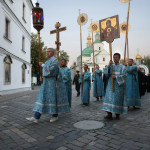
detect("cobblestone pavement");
top-left (0, 86), bottom-right (150, 150)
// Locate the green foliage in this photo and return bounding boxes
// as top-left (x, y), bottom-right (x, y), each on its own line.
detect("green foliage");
top-left (142, 56), bottom-right (150, 71)
top-left (55, 50), bottom-right (69, 65)
top-left (31, 33), bottom-right (47, 83)
top-left (120, 59), bottom-right (124, 65)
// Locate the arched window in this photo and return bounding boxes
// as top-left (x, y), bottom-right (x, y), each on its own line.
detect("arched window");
top-left (4, 55), bottom-right (12, 83)
top-left (22, 63), bottom-right (27, 83)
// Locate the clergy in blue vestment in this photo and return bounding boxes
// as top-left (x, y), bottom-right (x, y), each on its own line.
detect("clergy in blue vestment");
top-left (79, 64), bottom-right (91, 106)
top-left (102, 53), bottom-right (127, 120)
top-left (126, 59), bottom-right (141, 109)
top-left (26, 48), bottom-right (70, 123)
top-left (92, 65), bottom-right (104, 101)
top-left (60, 59), bottom-right (72, 108)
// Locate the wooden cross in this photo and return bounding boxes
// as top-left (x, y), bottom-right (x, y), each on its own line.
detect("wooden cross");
top-left (50, 22), bottom-right (66, 59)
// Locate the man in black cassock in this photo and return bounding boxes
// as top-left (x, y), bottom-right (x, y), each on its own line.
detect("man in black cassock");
top-left (142, 72), bottom-right (147, 95)
top-left (73, 71), bottom-right (80, 97)
top-left (138, 67), bottom-right (144, 97)
top-left (147, 73), bottom-right (150, 92)
top-left (103, 66), bottom-right (108, 95)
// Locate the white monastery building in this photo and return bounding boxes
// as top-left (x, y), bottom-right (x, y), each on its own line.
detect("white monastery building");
top-left (76, 32), bottom-right (110, 74)
top-left (0, 0), bottom-right (33, 95)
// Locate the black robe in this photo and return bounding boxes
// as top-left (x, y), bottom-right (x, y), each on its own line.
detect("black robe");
top-left (138, 70), bottom-right (144, 97)
top-left (103, 74), bottom-right (108, 94)
top-left (147, 76), bottom-right (150, 92)
top-left (142, 74), bottom-right (147, 94)
top-left (73, 74), bottom-right (80, 93)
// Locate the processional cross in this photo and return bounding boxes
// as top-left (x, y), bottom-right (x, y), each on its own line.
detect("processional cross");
top-left (50, 22), bottom-right (66, 58)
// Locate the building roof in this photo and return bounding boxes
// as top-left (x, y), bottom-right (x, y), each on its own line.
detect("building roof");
top-left (83, 47), bottom-right (92, 56)
top-left (94, 32), bottom-right (101, 43)
top-left (77, 46), bottom-right (92, 59)
top-left (94, 39), bottom-right (101, 43)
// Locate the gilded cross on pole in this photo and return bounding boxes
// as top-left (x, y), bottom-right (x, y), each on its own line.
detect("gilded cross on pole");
top-left (50, 22), bottom-right (66, 59)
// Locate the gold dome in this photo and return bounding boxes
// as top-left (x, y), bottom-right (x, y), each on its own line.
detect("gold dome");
top-left (136, 52), bottom-right (142, 59)
top-left (87, 33), bottom-right (91, 43)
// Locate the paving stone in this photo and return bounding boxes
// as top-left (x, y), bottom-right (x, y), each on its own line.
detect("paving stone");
top-left (46, 135), bottom-right (55, 140)
top-left (26, 137), bottom-right (37, 143)
top-left (71, 140), bottom-right (86, 147)
top-left (56, 146), bottom-right (68, 150)
top-left (66, 144), bottom-right (82, 150)
top-left (0, 86), bottom-right (150, 150)
top-left (77, 137), bottom-right (91, 144)
top-left (82, 134), bottom-right (97, 141)
top-left (109, 143), bottom-right (121, 149)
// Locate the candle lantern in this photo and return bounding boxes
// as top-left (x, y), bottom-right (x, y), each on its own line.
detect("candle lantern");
top-left (32, 2), bottom-right (44, 31)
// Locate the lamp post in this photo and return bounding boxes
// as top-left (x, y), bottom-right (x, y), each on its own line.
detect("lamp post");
top-left (32, 2), bottom-right (44, 85)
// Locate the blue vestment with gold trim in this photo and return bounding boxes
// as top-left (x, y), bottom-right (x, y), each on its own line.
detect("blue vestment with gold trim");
top-left (102, 64), bottom-right (127, 114)
top-left (92, 69), bottom-right (104, 97)
top-left (126, 65), bottom-right (141, 107)
top-left (60, 67), bottom-right (72, 108)
top-left (33, 56), bottom-right (70, 114)
top-left (79, 72), bottom-right (91, 104)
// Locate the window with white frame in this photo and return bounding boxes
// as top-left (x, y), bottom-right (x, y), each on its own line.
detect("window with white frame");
top-left (4, 56), bottom-right (12, 84)
top-left (103, 57), bottom-right (105, 61)
top-left (22, 36), bottom-right (25, 51)
top-left (22, 63), bottom-right (27, 83)
top-left (22, 3), bottom-right (26, 21)
top-left (99, 47), bottom-right (101, 50)
top-left (5, 18), bottom-right (10, 39)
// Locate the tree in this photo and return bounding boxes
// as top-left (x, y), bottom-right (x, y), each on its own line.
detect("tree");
top-left (120, 59), bottom-right (124, 65)
top-left (31, 33), bottom-right (47, 84)
top-left (55, 50), bottom-right (69, 65)
top-left (142, 56), bottom-right (150, 71)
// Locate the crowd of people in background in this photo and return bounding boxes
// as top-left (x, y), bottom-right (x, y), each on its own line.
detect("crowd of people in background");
top-left (26, 48), bottom-right (150, 123)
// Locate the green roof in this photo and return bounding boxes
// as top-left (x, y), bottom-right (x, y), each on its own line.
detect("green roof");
top-left (77, 46), bottom-right (92, 59)
top-left (94, 39), bottom-right (101, 43)
top-left (82, 47), bottom-right (92, 56)
top-left (96, 33), bottom-right (100, 36)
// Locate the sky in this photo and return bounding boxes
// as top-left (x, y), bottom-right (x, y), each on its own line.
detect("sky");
top-left (31, 0), bottom-right (150, 67)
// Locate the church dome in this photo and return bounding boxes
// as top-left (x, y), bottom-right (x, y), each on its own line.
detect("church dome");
top-left (136, 52), bottom-right (142, 59)
top-left (94, 32), bottom-right (101, 43)
top-left (82, 47), bottom-right (92, 57)
top-left (87, 33), bottom-right (91, 41)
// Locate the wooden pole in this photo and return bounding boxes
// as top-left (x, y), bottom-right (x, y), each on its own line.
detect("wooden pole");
top-left (56, 30), bottom-right (59, 59)
top-left (92, 31), bottom-right (97, 93)
top-left (80, 23), bottom-right (83, 93)
top-left (109, 43), bottom-right (114, 92)
top-left (38, 31), bottom-right (42, 84)
top-left (127, 33), bottom-right (129, 61)
top-left (124, 0), bottom-right (130, 65)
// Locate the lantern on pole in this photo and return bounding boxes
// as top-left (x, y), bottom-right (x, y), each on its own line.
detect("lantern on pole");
top-left (32, 2), bottom-right (44, 31)
top-left (32, 2), bottom-right (44, 84)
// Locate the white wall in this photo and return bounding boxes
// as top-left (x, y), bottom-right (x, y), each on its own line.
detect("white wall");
top-left (0, 54), bottom-right (31, 95)
top-left (4, 0), bottom-right (32, 33)
top-left (94, 43), bottom-right (104, 51)
top-left (0, 0), bottom-right (32, 95)
top-left (0, 1), bottom-right (31, 62)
